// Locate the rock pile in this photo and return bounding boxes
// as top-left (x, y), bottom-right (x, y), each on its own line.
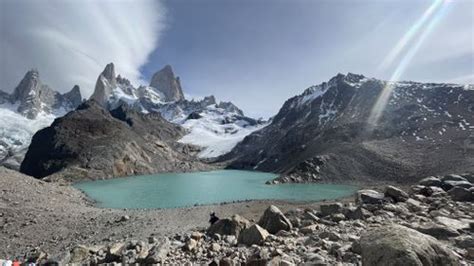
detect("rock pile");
top-left (22, 174), bottom-right (473, 265)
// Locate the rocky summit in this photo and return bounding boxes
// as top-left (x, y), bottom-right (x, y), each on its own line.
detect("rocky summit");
top-left (0, 70), bottom-right (82, 170)
top-left (149, 64), bottom-right (185, 102)
top-left (224, 73), bottom-right (474, 183)
top-left (20, 100), bottom-right (211, 181)
top-left (10, 171), bottom-right (473, 265)
top-left (87, 63), bottom-right (266, 159)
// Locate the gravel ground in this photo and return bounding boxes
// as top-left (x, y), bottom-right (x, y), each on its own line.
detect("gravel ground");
top-left (0, 167), bottom-right (358, 259)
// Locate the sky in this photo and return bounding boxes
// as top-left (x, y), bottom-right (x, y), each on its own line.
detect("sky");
top-left (1, 0), bottom-right (473, 118)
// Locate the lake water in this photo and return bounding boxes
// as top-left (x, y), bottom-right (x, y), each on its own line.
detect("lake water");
top-left (74, 170), bottom-right (357, 209)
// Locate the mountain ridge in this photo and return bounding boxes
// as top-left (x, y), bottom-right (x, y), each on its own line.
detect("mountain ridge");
top-left (0, 70), bottom-right (83, 169)
top-left (88, 63), bottom-right (266, 158)
top-left (223, 73), bottom-right (474, 183)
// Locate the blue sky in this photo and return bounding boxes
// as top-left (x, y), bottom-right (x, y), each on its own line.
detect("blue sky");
top-left (2, 0), bottom-right (473, 118)
top-left (143, 0), bottom-right (474, 118)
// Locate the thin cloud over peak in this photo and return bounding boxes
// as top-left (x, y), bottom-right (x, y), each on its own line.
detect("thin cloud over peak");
top-left (0, 0), bottom-right (166, 96)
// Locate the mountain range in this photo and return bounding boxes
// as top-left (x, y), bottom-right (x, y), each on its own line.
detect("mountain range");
top-left (1, 65), bottom-right (473, 183)
top-left (1, 63), bottom-right (263, 177)
top-left (223, 73), bottom-right (474, 183)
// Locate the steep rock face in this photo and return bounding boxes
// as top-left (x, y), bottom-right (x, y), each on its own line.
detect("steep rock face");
top-left (10, 70), bottom-right (82, 118)
top-left (149, 65), bottom-right (185, 102)
top-left (0, 70), bottom-right (82, 170)
top-left (224, 73), bottom-right (474, 183)
top-left (89, 63), bottom-right (117, 107)
top-left (20, 100), bottom-right (210, 181)
top-left (89, 63), bottom-right (266, 159)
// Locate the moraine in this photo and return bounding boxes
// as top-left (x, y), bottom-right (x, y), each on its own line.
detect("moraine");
top-left (74, 170), bottom-right (357, 209)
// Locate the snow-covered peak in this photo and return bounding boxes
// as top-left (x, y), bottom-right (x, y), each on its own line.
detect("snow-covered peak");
top-left (87, 63), bottom-right (265, 158)
top-left (0, 70), bottom-right (83, 169)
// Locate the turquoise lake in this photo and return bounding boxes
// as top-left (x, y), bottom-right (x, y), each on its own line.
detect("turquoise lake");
top-left (74, 170), bottom-right (358, 209)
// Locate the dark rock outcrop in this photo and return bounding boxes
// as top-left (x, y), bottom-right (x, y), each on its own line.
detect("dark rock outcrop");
top-left (20, 100), bottom-right (210, 181)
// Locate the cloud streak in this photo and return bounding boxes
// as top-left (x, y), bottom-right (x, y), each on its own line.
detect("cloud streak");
top-left (1, 0), bottom-right (166, 97)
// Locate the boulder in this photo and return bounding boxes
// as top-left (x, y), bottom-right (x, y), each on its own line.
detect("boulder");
top-left (448, 187), bottom-right (474, 202)
top-left (258, 205), bottom-right (292, 234)
top-left (460, 173), bottom-right (474, 183)
top-left (420, 186), bottom-right (446, 197)
top-left (443, 180), bottom-right (472, 190)
top-left (414, 223), bottom-right (460, 239)
top-left (360, 224), bottom-right (459, 266)
top-left (419, 176), bottom-right (442, 187)
top-left (434, 216), bottom-right (472, 231)
top-left (454, 235), bottom-right (474, 249)
top-left (344, 206), bottom-right (372, 220)
top-left (144, 238), bottom-right (170, 263)
top-left (441, 174), bottom-right (468, 182)
top-left (355, 190), bottom-right (385, 205)
top-left (207, 214), bottom-right (250, 238)
top-left (405, 198), bottom-right (425, 212)
top-left (384, 185), bottom-right (409, 202)
top-left (238, 224), bottom-right (269, 246)
top-left (69, 245), bottom-right (91, 264)
top-left (320, 203), bottom-right (343, 217)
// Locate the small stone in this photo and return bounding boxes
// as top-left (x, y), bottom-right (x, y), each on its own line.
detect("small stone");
top-left (331, 213), bottom-right (346, 222)
top-left (183, 238), bottom-right (197, 252)
top-left (190, 231), bottom-right (203, 241)
top-left (120, 215), bottom-right (130, 222)
top-left (210, 243), bottom-right (221, 252)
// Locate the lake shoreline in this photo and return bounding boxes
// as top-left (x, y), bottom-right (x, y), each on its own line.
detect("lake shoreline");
top-left (0, 167), bottom-right (361, 259)
top-left (73, 169), bottom-right (360, 209)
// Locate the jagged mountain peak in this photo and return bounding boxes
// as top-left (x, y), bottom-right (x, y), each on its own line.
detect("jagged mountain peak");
top-left (0, 69), bottom-right (84, 170)
top-left (102, 62), bottom-right (116, 81)
top-left (150, 64), bottom-right (185, 102)
top-left (90, 63), bottom-right (118, 107)
top-left (12, 69), bottom-right (42, 102)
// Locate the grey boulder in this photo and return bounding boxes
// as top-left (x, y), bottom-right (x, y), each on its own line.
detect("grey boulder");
top-left (360, 224), bottom-right (459, 266)
top-left (419, 176), bottom-right (442, 187)
top-left (448, 187), bottom-right (474, 202)
top-left (384, 185), bottom-right (409, 202)
top-left (355, 190), bottom-right (385, 205)
top-left (207, 214), bottom-right (250, 238)
top-left (238, 224), bottom-right (269, 246)
top-left (258, 205), bottom-right (292, 234)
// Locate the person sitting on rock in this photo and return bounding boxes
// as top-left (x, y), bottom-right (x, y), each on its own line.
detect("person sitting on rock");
top-left (209, 212), bottom-right (219, 225)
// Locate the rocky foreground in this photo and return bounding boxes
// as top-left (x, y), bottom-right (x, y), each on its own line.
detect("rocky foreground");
top-left (9, 172), bottom-right (473, 265)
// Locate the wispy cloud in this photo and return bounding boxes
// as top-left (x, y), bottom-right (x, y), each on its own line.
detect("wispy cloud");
top-left (0, 0), bottom-right (166, 97)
